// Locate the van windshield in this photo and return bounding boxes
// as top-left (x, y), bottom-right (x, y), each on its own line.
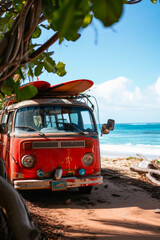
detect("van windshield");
top-left (14, 106), bottom-right (96, 134)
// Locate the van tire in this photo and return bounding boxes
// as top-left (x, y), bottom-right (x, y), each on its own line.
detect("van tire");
top-left (78, 186), bottom-right (92, 194)
top-left (0, 158), bottom-right (6, 179)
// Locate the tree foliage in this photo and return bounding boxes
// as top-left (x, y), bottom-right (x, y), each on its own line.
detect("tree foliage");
top-left (0, 0), bottom-right (154, 102)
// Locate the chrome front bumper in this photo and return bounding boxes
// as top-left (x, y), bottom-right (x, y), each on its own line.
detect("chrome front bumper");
top-left (14, 176), bottom-right (103, 190)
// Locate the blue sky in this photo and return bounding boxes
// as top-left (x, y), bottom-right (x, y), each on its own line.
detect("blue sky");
top-left (38, 1), bottom-right (160, 123)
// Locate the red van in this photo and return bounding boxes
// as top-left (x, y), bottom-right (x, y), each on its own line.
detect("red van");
top-left (0, 96), bottom-right (114, 193)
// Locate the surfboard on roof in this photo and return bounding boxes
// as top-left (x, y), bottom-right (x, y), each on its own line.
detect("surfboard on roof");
top-left (45, 79), bottom-right (93, 95)
top-left (3, 79), bottom-right (94, 107)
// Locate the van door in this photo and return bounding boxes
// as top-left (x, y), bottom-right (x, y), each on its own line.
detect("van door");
top-left (0, 112), bottom-right (8, 160)
top-left (1, 112), bottom-right (14, 179)
top-left (0, 112), bottom-right (3, 158)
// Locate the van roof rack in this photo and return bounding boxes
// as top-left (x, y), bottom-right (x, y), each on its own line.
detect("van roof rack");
top-left (2, 93), bottom-right (92, 108)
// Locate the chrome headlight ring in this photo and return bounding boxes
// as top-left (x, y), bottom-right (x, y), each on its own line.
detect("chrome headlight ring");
top-left (82, 153), bottom-right (94, 167)
top-left (21, 155), bottom-right (36, 169)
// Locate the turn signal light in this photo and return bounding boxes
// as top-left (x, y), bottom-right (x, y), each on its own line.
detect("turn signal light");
top-left (85, 140), bottom-right (93, 148)
top-left (23, 142), bottom-right (32, 150)
top-left (78, 168), bottom-right (86, 176)
top-left (37, 169), bottom-right (45, 178)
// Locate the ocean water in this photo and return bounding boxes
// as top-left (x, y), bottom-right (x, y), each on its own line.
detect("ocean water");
top-left (98, 123), bottom-right (160, 160)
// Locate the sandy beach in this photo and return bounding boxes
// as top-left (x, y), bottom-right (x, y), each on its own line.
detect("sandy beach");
top-left (23, 156), bottom-right (160, 240)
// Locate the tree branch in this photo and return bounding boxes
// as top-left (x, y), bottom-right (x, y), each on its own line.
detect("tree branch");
top-left (24, 0), bottom-right (42, 42)
top-left (0, 65), bottom-right (19, 83)
top-left (0, 2), bottom-right (12, 11)
top-left (23, 32), bottom-right (59, 64)
top-left (125, 0), bottom-right (143, 3)
top-left (0, 1), bottom-right (13, 17)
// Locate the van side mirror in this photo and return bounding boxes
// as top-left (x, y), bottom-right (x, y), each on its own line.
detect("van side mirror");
top-left (0, 123), bottom-right (8, 134)
top-left (101, 119), bottom-right (115, 135)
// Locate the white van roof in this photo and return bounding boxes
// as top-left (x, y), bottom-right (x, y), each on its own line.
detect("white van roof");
top-left (5, 98), bottom-right (87, 111)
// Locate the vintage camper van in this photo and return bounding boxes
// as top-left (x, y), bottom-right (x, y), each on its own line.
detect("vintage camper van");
top-left (0, 80), bottom-right (114, 193)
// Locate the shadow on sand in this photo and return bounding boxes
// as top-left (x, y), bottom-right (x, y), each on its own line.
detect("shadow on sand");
top-left (20, 168), bottom-right (160, 240)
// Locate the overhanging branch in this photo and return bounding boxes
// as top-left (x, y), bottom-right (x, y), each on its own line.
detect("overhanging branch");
top-left (23, 32), bottom-right (59, 64)
top-left (0, 0), bottom-right (43, 85)
top-left (125, 0), bottom-right (143, 3)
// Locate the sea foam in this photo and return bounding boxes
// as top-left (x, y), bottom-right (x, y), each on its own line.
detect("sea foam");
top-left (100, 143), bottom-right (160, 160)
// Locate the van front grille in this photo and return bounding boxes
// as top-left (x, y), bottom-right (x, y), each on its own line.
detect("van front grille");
top-left (61, 141), bottom-right (85, 148)
top-left (32, 140), bottom-right (85, 149)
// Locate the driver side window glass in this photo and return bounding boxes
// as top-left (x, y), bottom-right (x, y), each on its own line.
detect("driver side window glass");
top-left (70, 113), bottom-right (78, 125)
top-left (7, 112), bottom-right (14, 132)
top-left (33, 115), bottom-right (42, 128)
top-left (45, 115), bottom-right (56, 128)
top-left (1, 112), bottom-right (8, 123)
top-left (81, 111), bottom-right (94, 131)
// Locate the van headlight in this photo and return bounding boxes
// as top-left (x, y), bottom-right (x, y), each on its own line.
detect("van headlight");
top-left (82, 153), bottom-right (94, 166)
top-left (21, 155), bottom-right (36, 168)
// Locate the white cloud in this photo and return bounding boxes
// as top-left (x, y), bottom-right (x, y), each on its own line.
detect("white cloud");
top-left (154, 77), bottom-right (160, 96)
top-left (90, 76), bottom-right (144, 107)
top-left (88, 76), bottom-right (160, 123)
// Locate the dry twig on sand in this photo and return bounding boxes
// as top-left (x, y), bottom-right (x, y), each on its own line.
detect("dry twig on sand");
top-left (130, 154), bottom-right (160, 186)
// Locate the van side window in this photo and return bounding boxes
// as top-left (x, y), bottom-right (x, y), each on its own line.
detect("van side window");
top-left (0, 113), bottom-right (2, 123)
top-left (1, 112), bottom-right (8, 123)
top-left (7, 112), bottom-right (14, 132)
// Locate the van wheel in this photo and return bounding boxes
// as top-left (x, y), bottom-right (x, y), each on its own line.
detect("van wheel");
top-left (78, 186), bottom-right (92, 194)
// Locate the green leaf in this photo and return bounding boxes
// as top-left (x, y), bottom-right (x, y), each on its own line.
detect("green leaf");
top-left (56, 62), bottom-right (66, 76)
top-left (151, 0), bottom-right (157, 3)
top-left (44, 56), bottom-right (56, 72)
top-left (1, 79), bottom-right (15, 96)
top-left (82, 13), bottom-right (93, 28)
top-left (32, 26), bottom-right (42, 39)
top-left (0, 19), bottom-right (10, 35)
top-left (4, 12), bottom-right (14, 19)
top-left (16, 85), bottom-right (38, 101)
top-left (59, 37), bottom-right (64, 44)
top-left (51, 0), bottom-right (90, 41)
top-left (2, 78), bottom-right (15, 88)
top-left (18, 68), bottom-right (25, 80)
top-left (34, 64), bottom-right (43, 76)
top-left (42, 0), bottom-right (56, 19)
top-left (91, 0), bottom-right (123, 27)
top-left (27, 67), bottom-right (34, 78)
top-left (43, 51), bottom-right (55, 58)
top-left (13, 0), bottom-right (25, 12)
top-left (31, 58), bottom-right (40, 65)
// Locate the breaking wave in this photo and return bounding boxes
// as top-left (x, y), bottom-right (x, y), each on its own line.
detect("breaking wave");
top-left (100, 143), bottom-right (160, 160)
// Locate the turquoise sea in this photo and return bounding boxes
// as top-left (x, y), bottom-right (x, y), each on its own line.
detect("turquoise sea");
top-left (99, 123), bottom-right (160, 159)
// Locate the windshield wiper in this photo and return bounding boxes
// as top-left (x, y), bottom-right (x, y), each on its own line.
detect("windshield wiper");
top-left (15, 126), bottom-right (46, 137)
top-left (64, 123), bottom-right (85, 135)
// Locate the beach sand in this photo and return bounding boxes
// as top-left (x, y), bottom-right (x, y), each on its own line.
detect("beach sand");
top-left (23, 156), bottom-right (160, 239)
